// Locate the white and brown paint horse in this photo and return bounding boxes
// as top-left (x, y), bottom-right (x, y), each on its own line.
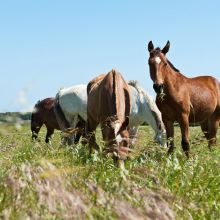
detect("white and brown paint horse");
top-left (128, 80), bottom-right (166, 145)
top-left (54, 85), bottom-right (87, 145)
top-left (86, 69), bottom-right (131, 166)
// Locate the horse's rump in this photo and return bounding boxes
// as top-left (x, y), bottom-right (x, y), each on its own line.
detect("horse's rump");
top-left (89, 70), bottom-right (131, 121)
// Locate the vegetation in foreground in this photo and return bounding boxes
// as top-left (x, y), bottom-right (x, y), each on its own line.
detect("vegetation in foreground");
top-left (0, 123), bottom-right (219, 219)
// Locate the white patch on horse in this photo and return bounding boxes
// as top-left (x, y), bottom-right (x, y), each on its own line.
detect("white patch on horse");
top-left (116, 133), bottom-right (123, 144)
top-left (55, 84), bottom-right (87, 130)
top-left (155, 57), bottom-right (161, 64)
top-left (114, 122), bottom-right (121, 136)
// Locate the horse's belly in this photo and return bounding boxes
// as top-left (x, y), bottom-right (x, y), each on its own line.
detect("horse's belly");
top-left (189, 106), bottom-right (215, 123)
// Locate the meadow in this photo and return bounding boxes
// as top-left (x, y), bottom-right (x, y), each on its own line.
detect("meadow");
top-left (0, 123), bottom-right (219, 219)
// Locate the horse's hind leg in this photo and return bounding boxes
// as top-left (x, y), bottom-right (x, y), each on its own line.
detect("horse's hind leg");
top-left (74, 119), bottom-right (85, 145)
top-left (200, 120), bottom-right (209, 140)
top-left (207, 114), bottom-right (220, 149)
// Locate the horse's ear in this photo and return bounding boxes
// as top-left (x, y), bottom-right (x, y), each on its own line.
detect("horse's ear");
top-left (162, 41), bottom-right (170, 55)
top-left (148, 41), bottom-right (154, 52)
top-left (116, 117), bottom-right (129, 135)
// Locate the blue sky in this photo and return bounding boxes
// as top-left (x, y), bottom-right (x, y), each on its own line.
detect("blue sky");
top-left (0, 0), bottom-right (220, 112)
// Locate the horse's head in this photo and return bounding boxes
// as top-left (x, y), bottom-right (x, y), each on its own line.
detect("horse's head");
top-left (105, 116), bottom-right (130, 161)
top-left (31, 105), bottom-right (44, 140)
top-left (147, 41), bottom-right (170, 94)
top-left (154, 122), bottom-right (166, 147)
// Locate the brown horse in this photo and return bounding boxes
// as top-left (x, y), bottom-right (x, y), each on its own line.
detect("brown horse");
top-left (147, 41), bottom-right (220, 157)
top-left (31, 98), bottom-right (84, 144)
top-left (87, 69), bottom-right (131, 166)
top-left (31, 98), bottom-right (60, 143)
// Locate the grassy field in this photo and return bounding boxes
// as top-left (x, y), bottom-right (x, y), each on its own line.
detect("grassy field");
top-left (0, 123), bottom-right (219, 219)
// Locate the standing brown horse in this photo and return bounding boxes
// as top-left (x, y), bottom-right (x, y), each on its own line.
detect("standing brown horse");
top-left (31, 98), bottom-right (85, 144)
top-left (87, 69), bottom-right (131, 166)
top-left (147, 41), bottom-right (220, 157)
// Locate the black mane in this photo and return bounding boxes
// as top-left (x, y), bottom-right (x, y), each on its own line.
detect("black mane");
top-left (167, 59), bottom-right (180, 72)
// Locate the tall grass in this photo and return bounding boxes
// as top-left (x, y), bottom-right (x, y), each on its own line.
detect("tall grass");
top-left (0, 124), bottom-right (219, 219)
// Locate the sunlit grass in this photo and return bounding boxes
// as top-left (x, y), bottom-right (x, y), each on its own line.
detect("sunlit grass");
top-left (0, 123), bottom-right (219, 219)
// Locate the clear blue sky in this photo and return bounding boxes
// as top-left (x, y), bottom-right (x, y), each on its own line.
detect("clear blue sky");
top-left (0, 0), bottom-right (220, 112)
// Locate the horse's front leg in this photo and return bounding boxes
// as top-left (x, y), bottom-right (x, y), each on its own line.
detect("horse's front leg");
top-left (74, 117), bottom-right (86, 145)
top-left (86, 116), bottom-right (99, 153)
top-left (179, 113), bottom-right (190, 158)
top-left (45, 127), bottom-right (54, 143)
top-left (163, 119), bottom-right (174, 154)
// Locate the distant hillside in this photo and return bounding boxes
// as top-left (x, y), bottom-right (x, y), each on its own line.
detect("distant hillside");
top-left (0, 112), bottom-right (31, 123)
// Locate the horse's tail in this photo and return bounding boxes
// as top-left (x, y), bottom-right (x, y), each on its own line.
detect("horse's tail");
top-left (54, 90), bottom-right (70, 130)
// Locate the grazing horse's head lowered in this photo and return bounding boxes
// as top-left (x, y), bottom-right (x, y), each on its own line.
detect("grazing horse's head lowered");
top-left (31, 98), bottom-right (60, 143)
top-left (104, 116), bottom-right (130, 159)
top-left (86, 69), bottom-right (131, 167)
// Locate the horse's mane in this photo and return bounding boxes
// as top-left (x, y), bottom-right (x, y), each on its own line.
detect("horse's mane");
top-left (34, 98), bottom-right (55, 110)
top-left (35, 100), bottom-right (41, 107)
top-left (128, 80), bottom-right (155, 107)
top-left (167, 59), bottom-right (180, 72)
top-left (128, 81), bottom-right (159, 111)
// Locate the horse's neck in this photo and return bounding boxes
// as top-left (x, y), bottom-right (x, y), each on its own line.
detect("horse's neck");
top-left (164, 68), bottom-right (185, 93)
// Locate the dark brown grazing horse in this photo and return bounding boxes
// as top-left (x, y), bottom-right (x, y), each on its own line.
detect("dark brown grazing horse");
top-left (87, 69), bottom-right (131, 167)
top-left (31, 98), bottom-right (84, 144)
top-left (147, 41), bottom-right (220, 157)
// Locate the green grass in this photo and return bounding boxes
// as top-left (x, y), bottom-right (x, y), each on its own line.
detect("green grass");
top-left (0, 123), bottom-right (219, 219)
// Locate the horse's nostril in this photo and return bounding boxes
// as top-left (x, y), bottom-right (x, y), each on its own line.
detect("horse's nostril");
top-left (153, 83), bottom-right (164, 94)
top-left (153, 84), bottom-right (157, 91)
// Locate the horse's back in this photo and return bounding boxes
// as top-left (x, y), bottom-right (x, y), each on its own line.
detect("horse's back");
top-left (54, 85), bottom-right (87, 129)
top-left (189, 76), bottom-right (220, 103)
top-left (184, 75), bottom-right (220, 122)
top-left (58, 85), bottom-right (87, 115)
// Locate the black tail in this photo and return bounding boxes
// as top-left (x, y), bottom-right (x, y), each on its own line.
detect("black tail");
top-left (53, 92), bottom-right (70, 130)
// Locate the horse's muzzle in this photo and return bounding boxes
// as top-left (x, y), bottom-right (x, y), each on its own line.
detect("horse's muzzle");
top-left (153, 83), bottom-right (164, 94)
